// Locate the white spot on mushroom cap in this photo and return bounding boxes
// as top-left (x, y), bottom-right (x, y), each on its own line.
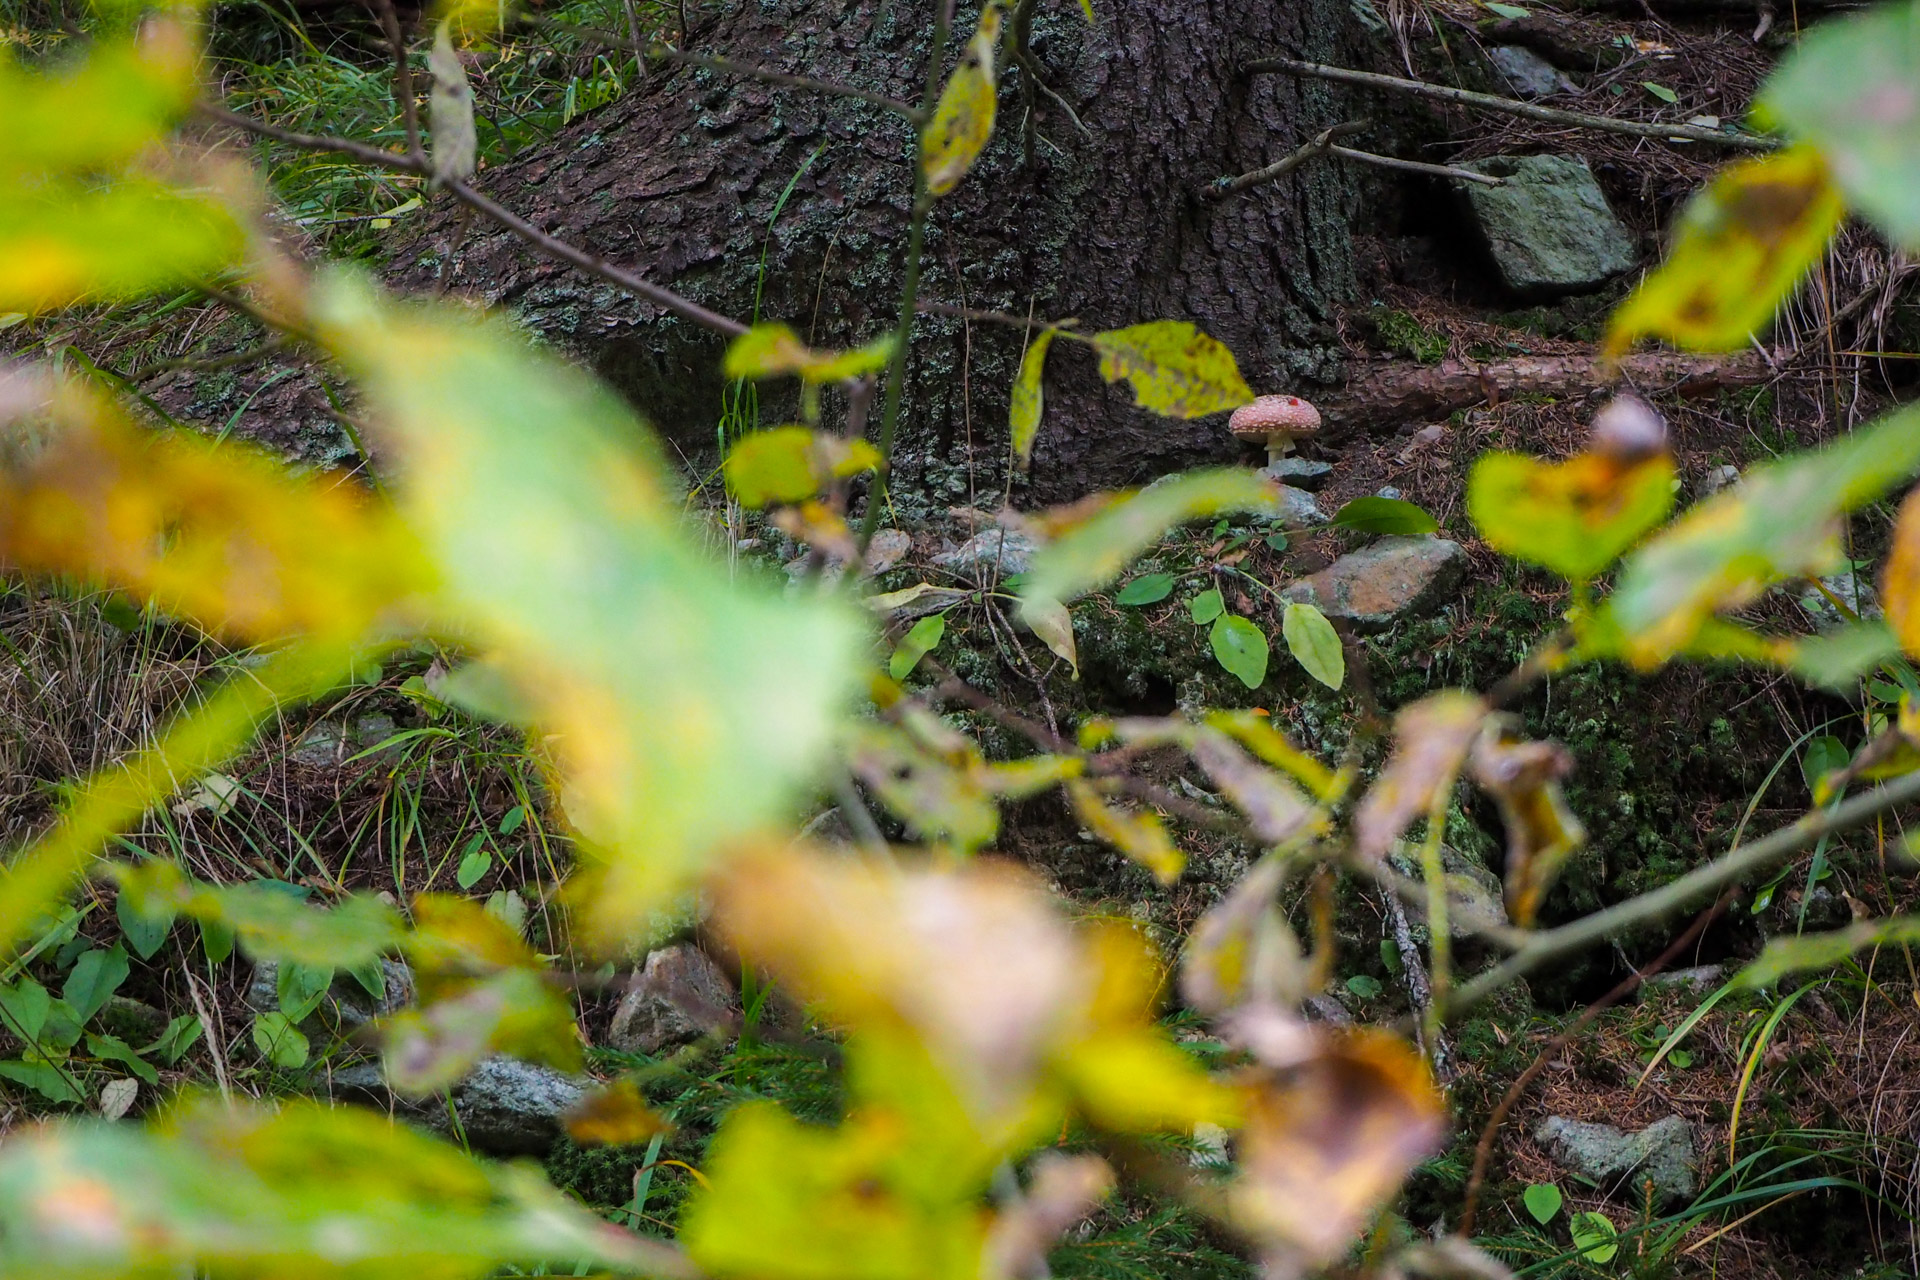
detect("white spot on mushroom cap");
top-left (1228, 395), bottom-right (1323, 438)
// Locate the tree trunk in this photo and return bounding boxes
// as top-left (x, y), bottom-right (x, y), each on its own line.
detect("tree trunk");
top-left (392, 0), bottom-right (1373, 505)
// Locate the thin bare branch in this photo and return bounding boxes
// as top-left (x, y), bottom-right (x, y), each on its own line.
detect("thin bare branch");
top-left (1245, 56), bottom-right (1777, 151)
top-left (1206, 120), bottom-right (1368, 201)
top-left (1328, 144), bottom-right (1503, 185)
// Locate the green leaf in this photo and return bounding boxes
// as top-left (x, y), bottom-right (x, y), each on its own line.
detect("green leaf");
top-left (277, 962), bottom-right (333, 1024)
top-left (63, 944), bottom-right (130, 1025)
top-left (0, 977), bottom-right (51, 1045)
top-left (1522, 1182), bottom-right (1563, 1224)
top-left (1086, 321), bottom-right (1254, 420)
top-left (1802, 734), bottom-right (1850, 796)
top-left (1642, 80), bottom-right (1679, 103)
top-left (1115, 573), bottom-right (1174, 605)
top-left (1762, 2), bottom-right (1920, 250)
top-left (889, 613), bottom-right (948, 681)
top-left (119, 864), bottom-right (400, 969)
top-left (1669, 1047), bottom-right (1694, 1068)
top-left (115, 889), bottom-right (171, 960)
top-left (1569, 1211), bottom-right (1618, 1263)
top-left (921, 1), bottom-right (1003, 196)
top-left (314, 275), bottom-right (863, 942)
top-left (1606, 402), bottom-right (1920, 666)
top-left (1469, 449), bottom-right (1675, 582)
top-left (1188, 588), bottom-right (1225, 625)
top-left (85, 1032), bottom-right (157, 1086)
top-left (499, 805), bottom-right (527, 835)
top-left (1210, 615), bottom-right (1269, 689)
top-left (0, 1058), bottom-right (85, 1105)
top-left (1734, 916), bottom-right (1920, 989)
top-left (1282, 602), bottom-right (1345, 690)
top-left (1010, 328), bottom-right (1059, 472)
top-left (0, 36), bottom-right (196, 176)
top-left (1019, 470), bottom-right (1301, 611)
top-left (143, 1013), bottom-right (203, 1065)
top-left (1785, 621), bottom-right (1901, 690)
top-left (724, 425), bottom-right (883, 508)
top-left (722, 323), bottom-right (897, 384)
top-left (456, 845), bottom-right (493, 890)
top-left (251, 1012), bottom-right (310, 1070)
top-left (427, 21), bottom-right (478, 186)
top-left (0, 181), bottom-right (245, 315)
top-left (1330, 496), bottom-right (1438, 535)
top-left (345, 958), bottom-right (387, 1003)
top-left (1344, 974), bottom-right (1383, 999)
top-left (1023, 596), bottom-right (1079, 678)
top-left (1604, 147), bottom-right (1843, 356)
top-left (1485, 2), bottom-right (1529, 15)
top-left (0, 1098), bottom-right (668, 1275)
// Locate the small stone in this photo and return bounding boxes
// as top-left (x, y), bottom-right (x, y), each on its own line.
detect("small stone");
top-left (608, 943), bottom-right (736, 1055)
top-left (289, 721), bottom-right (349, 767)
top-left (1457, 155), bottom-right (1638, 297)
top-left (1280, 537), bottom-right (1467, 633)
top-left (934, 527), bottom-right (1038, 577)
top-left (1385, 845), bottom-right (1509, 936)
top-left (1375, 486), bottom-right (1403, 501)
top-left (865, 528), bottom-right (913, 574)
top-left (325, 1056), bottom-right (588, 1156)
top-left (247, 958), bottom-right (416, 1032)
top-left (95, 996), bottom-right (169, 1046)
top-left (1259, 457), bottom-right (1334, 491)
top-left (1644, 964), bottom-right (1726, 993)
top-left (1701, 463), bottom-right (1742, 495)
top-left (352, 714), bottom-right (400, 758)
top-left (1266, 485), bottom-right (1326, 529)
top-left (1534, 1115), bottom-right (1696, 1206)
top-left (1798, 569), bottom-right (1878, 623)
top-left (1487, 45), bottom-right (1576, 98)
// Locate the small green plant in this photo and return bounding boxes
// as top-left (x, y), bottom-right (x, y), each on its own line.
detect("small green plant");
top-left (1522, 1182), bottom-right (1563, 1225)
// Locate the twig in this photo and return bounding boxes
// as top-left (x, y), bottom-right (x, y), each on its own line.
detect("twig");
top-left (186, 970), bottom-right (233, 1103)
top-left (1445, 770), bottom-right (1920, 1017)
top-left (1328, 144), bottom-right (1503, 185)
top-left (133, 338), bottom-right (290, 383)
top-left (1455, 891), bottom-right (1732, 1235)
top-left (374, 0), bottom-right (424, 165)
top-left (1206, 120), bottom-right (1368, 201)
top-left (1244, 57), bottom-right (1777, 152)
top-left (648, 43), bottom-right (922, 120)
top-left (197, 104), bottom-right (749, 337)
top-left (918, 300), bottom-right (1078, 330)
top-left (1384, 890), bottom-right (1451, 1081)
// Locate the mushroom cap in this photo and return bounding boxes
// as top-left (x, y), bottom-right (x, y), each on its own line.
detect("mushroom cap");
top-left (1229, 394), bottom-right (1323, 440)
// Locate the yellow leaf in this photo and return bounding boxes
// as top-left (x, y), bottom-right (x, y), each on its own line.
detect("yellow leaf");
top-left (428, 22), bottom-right (478, 186)
top-left (1179, 857), bottom-right (1307, 1015)
top-left (1882, 485), bottom-right (1920, 658)
top-left (921, 2), bottom-right (1003, 197)
top-left (1469, 729), bottom-right (1585, 928)
top-left (1056, 1029), bottom-right (1241, 1133)
top-left (0, 30), bottom-right (198, 177)
top-left (1605, 146), bottom-right (1843, 357)
top-left (724, 425), bottom-right (882, 508)
top-left (0, 180), bottom-right (245, 314)
top-left (1352, 692), bottom-right (1488, 862)
top-left (563, 1080), bottom-right (671, 1147)
top-left (1009, 328), bottom-right (1058, 472)
top-left (1065, 779), bottom-right (1182, 882)
top-left (1086, 321), bottom-right (1254, 420)
top-left (1022, 593), bottom-right (1079, 677)
top-left (0, 377), bottom-right (429, 642)
top-left (1229, 1031), bottom-right (1445, 1271)
top-left (723, 322), bottom-right (897, 384)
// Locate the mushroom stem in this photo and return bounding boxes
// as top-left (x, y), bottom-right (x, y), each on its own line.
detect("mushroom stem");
top-left (1266, 435), bottom-right (1296, 466)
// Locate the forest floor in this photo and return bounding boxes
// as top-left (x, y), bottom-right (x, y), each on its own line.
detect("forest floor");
top-left (4, 0), bottom-right (1920, 1276)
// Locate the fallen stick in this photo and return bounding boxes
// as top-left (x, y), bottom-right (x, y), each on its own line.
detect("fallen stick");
top-left (1321, 350), bottom-right (1772, 433)
top-left (1244, 56), bottom-right (1777, 152)
top-left (1206, 120), bottom-right (1369, 200)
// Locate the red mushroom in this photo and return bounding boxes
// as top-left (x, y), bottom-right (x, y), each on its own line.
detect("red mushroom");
top-left (1229, 395), bottom-right (1323, 467)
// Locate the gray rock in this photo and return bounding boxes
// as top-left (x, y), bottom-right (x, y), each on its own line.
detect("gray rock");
top-left (1385, 845), bottom-right (1509, 937)
top-left (608, 943), bottom-right (735, 1055)
top-left (1375, 486), bottom-right (1403, 502)
top-left (1534, 1115), bottom-right (1697, 1206)
top-left (865, 528), bottom-right (913, 575)
top-left (96, 995), bottom-right (169, 1046)
top-left (351, 714), bottom-right (401, 758)
top-left (1259, 457), bottom-right (1334, 491)
top-left (1487, 45), bottom-right (1576, 97)
top-left (934, 527), bottom-right (1037, 578)
top-left (1266, 485), bottom-right (1327, 529)
top-left (1798, 569), bottom-right (1879, 624)
top-left (247, 958), bottom-right (416, 1033)
top-left (1644, 964), bottom-right (1726, 993)
top-left (1280, 537), bottom-right (1467, 633)
top-left (325, 1056), bottom-right (588, 1156)
top-left (1701, 463), bottom-right (1742, 496)
top-left (289, 720), bottom-right (349, 767)
top-left (1457, 155), bottom-right (1638, 296)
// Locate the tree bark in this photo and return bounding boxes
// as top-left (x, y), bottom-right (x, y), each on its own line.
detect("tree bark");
top-left (389, 0), bottom-right (1373, 506)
